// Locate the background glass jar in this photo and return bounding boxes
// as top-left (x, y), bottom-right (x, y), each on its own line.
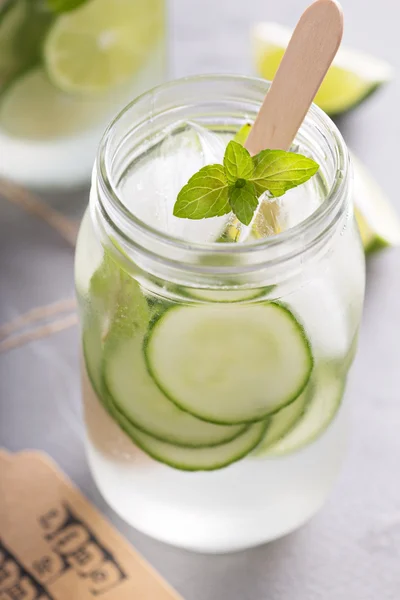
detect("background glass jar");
top-left (75, 76), bottom-right (365, 553)
top-left (0, 0), bottom-right (166, 189)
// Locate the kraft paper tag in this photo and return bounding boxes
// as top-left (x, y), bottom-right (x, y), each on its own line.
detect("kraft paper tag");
top-left (0, 450), bottom-right (183, 600)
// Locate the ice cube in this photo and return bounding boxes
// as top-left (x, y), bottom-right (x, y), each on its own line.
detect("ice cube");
top-left (185, 120), bottom-right (226, 164)
top-left (119, 121), bottom-right (231, 243)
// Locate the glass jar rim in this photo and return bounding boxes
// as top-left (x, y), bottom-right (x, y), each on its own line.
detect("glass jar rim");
top-left (95, 74), bottom-right (350, 285)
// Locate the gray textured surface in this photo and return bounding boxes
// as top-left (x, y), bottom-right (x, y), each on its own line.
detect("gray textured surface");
top-left (1, 0), bottom-right (400, 598)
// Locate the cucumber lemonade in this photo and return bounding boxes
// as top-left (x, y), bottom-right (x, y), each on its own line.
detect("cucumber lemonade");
top-left (75, 76), bottom-right (365, 552)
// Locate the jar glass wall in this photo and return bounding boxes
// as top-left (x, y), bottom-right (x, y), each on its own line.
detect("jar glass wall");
top-left (75, 75), bottom-right (365, 553)
top-left (0, 0), bottom-right (166, 189)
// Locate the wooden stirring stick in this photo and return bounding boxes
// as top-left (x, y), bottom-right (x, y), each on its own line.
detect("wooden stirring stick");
top-left (228, 0), bottom-right (344, 242)
top-left (245, 0), bottom-right (344, 156)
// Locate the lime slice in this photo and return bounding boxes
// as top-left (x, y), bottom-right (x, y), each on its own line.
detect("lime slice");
top-left (352, 154), bottom-right (400, 253)
top-left (252, 22), bottom-right (393, 116)
top-left (0, 68), bottom-right (113, 139)
top-left (44, 0), bottom-right (165, 94)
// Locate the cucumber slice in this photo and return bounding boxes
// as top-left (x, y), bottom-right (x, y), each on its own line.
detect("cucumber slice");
top-left (103, 335), bottom-right (247, 447)
top-left (88, 250), bottom-right (150, 333)
top-left (83, 321), bottom-right (268, 470)
top-left (82, 251), bottom-right (150, 404)
top-left (252, 383), bottom-right (309, 455)
top-left (82, 316), bottom-right (107, 404)
top-left (264, 367), bottom-right (344, 456)
top-left (146, 303), bottom-right (313, 424)
top-left (111, 410), bottom-right (268, 471)
top-left (85, 253), bottom-right (247, 447)
top-left (186, 288), bottom-right (264, 303)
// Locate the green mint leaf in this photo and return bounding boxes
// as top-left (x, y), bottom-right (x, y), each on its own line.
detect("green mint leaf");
top-left (173, 164), bottom-right (230, 220)
top-left (233, 123), bottom-right (252, 145)
top-left (251, 150), bottom-right (319, 198)
top-left (223, 140), bottom-right (254, 184)
top-left (229, 180), bottom-right (258, 226)
top-left (174, 120), bottom-right (320, 227)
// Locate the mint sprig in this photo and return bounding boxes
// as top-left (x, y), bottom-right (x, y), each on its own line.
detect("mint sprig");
top-left (173, 133), bottom-right (319, 226)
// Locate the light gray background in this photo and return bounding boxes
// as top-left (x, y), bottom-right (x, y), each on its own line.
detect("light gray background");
top-left (1, 0), bottom-right (400, 598)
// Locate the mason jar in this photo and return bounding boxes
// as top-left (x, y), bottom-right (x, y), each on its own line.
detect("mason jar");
top-left (0, 0), bottom-right (166, 189)
top-left (75, 75), bottom-right (365, 553)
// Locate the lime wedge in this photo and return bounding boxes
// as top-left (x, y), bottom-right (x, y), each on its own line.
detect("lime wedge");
top-left (0, 68), bottom-right (113, 139)
top-left (352, 154), bottom-right (400, 253)
top-left (252, 22), bottom-right (393, 116)
top-left (44, 0), bottom-right (165, 94)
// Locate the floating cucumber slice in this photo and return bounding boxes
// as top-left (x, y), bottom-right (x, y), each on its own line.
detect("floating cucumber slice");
top-left (85, 253), bottom-right (247, 448)
top-left (83, 315), bottom-right (268, 470)
top-left (88, 249), bottom-right (149, 331)
top-left (185, 288), bottom-right (265, 303)
top-left (252, 383), bottom-right (309, 455)
top-left (103, 335), bottom-right (247, 447)
top-left (83, 316), bottom-right (104, 400)
top-left (111, 409), bottom-right (268, 471)
top-left (82, 250), bottom-right (150, 404)
top-left (264, 367), bottom-right (344, 456)
top-left (146, 303), bottom-right (313, 424)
